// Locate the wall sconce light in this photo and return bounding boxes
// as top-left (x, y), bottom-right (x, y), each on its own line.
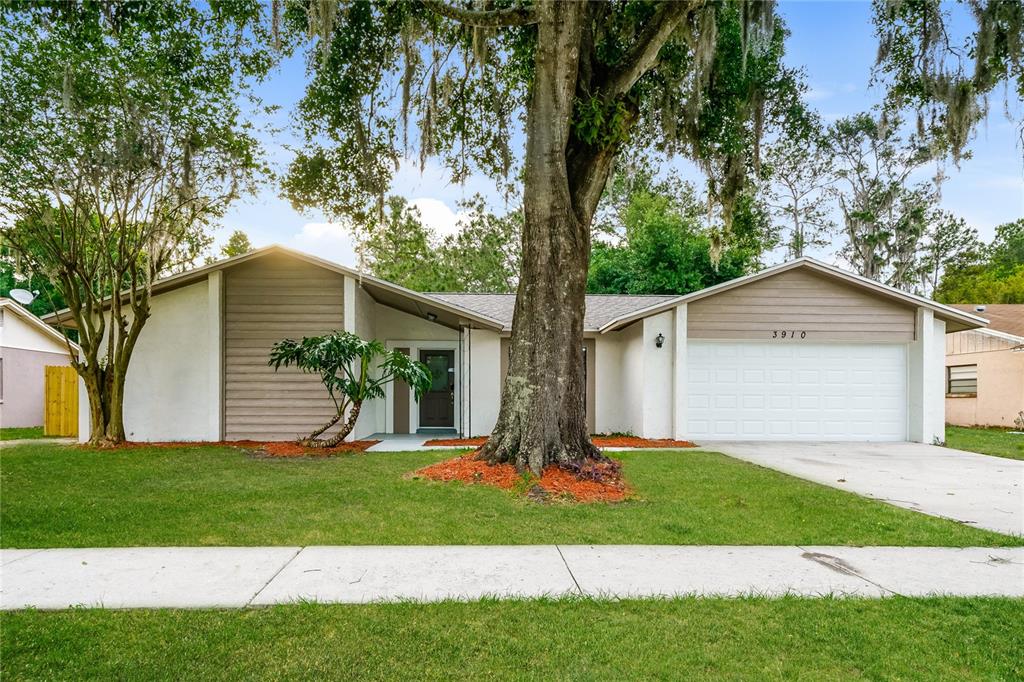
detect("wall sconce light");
top-left (426, 312), bottom-right (438, 322)
top-left (655, 333), bottom-right (665, 348)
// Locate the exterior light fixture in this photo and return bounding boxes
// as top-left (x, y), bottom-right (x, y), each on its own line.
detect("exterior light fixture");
top-left (655, 333), bottom-right (665, 348)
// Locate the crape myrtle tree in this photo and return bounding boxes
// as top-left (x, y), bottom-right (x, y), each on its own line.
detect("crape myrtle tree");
top-left (0, 3), bottom-right (272, 445)
top-left (282, 0), bottom-right (796, 474)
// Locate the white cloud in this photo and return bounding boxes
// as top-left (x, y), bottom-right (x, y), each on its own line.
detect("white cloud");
top-left (287, 221), bottom-right (360, 267)
top-left (410, 197), bottom-right (473, 238)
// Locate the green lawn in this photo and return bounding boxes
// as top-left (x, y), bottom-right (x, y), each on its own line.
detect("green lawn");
top-left (946, 425), bottom-right (1024, 461)
top-left (3, 597), bottom-right (1022, 680)
top-left (1, 443), bottom-right (1017, 547)
top-left (0, 426), bottom-right (45, 441)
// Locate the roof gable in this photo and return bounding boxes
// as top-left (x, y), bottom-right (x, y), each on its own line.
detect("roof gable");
top-left (598, 258), bottom-right (988, 333)
top-left (43, 245), bottom-right (505, 332)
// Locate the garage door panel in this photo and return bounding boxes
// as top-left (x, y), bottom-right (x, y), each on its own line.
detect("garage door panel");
top-left (687, 341), bottom-right (907, 441)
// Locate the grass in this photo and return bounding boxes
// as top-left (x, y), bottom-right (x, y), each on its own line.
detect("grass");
top-left (0, 426), bottom-right (45, 441)
top-left (2, 597), bottom-right (1023, 680)
top-left (1, 443), bottom-right (1018, 547)
top-left (946, 425), bottom-right (1024, 461)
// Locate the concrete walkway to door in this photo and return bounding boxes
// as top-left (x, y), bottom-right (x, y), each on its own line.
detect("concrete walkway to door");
top-left (708, 441), bottom-right (1024, 536)
top-left (2, 545), bottom-right (1021, 610)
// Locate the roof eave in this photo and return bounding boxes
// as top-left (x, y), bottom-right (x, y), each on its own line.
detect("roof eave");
top-left (2, 299), bottom-right (81, 352)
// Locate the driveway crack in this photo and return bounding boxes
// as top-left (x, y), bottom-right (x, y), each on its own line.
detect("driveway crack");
top-left (247, 547), bottom-right (303, 606)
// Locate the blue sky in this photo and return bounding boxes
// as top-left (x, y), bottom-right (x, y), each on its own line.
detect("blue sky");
top-left (218, 1), bottom-right (1023, 267)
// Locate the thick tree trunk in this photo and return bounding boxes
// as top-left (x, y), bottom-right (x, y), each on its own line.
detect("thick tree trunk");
top-left (81, 365), bottom-right (127, 447)
top-left (77, 299), bottom-right (148, 447)
top-left (478, 2), bottom-right (608, 474)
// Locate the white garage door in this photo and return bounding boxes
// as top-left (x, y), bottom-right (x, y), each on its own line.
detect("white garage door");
top-left (686, 342), bottom-right (907, 441)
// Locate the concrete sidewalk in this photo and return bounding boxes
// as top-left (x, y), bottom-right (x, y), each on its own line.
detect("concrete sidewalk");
top-left (0, 437), bottom-right (76, 448)
top-left (2, 545), bottom-right (1021, 610)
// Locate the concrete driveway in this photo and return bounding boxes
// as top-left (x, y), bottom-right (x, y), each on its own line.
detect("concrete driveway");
top-left (707, 441), bottom-right (1024, 536)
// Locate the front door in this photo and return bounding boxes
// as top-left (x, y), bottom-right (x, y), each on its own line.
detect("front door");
top-left (419, 350), bottom-right (455, 428)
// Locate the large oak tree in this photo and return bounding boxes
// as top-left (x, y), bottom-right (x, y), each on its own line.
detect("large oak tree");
top-left (284, 0), bottom-right (1019, 473)
top-left (283, 0), bottom-right (793, 473)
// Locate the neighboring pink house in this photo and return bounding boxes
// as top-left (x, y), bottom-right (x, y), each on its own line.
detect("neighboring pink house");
top-left (945, 304), bottom-right (1024, 428)
top-left (0, 298), bottom-right (78, 428)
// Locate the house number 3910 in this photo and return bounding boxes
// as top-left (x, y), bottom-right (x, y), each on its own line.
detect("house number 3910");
top-left (772, 330), bottom-right (807, 339)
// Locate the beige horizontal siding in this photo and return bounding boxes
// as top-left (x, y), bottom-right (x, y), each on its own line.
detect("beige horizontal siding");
top-left (223, 255), bottom-right (346, 441)
top-left (946, 329), bottom-right (1017, 354)
top-left (688, 269), bottom-right (916, 341)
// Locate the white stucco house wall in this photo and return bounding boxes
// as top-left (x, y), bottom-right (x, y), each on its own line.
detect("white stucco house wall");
top-left (44, 245), bottom-right (985, 445)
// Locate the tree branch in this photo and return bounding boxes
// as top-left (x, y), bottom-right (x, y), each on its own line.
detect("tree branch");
top-left (604, 1), bottom-right (694, 97)
top-left (421, 0), bottom-right (538, 27)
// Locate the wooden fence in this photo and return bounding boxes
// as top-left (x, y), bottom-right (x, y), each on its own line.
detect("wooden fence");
top-left (44, 365), bottom-right (78, 437)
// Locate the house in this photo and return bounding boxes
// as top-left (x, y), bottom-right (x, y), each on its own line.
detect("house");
top-left (1, 297), bottom-right (78, 428)
top-left (44, 246), bottom-right (986, 444)
top-left (944, 304), bottom-right (1024, 428)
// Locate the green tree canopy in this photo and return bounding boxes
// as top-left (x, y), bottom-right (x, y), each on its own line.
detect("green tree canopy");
top-left (935, 219), bottom-right (1024, 304)
top-left (0, 255), bottom-right (65, 319)
top-left (221, 230), bottom-right (255, 259)
top-left (587, 179), bottom-right (761, 296)
top-left (362, 195), bottom-right (520, 293)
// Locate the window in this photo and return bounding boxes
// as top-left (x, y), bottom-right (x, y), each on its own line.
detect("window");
top-left (947, 365), bottom-right (977, 396)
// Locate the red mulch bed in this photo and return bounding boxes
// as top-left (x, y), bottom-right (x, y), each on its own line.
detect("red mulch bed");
top-left (423, 436), bottom-right (697, 449)
top-left (413, 454), bottom-right (629, 503)
top-left (80, 440), bottom-right (380, 457)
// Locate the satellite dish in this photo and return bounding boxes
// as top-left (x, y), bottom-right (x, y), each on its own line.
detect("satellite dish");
top-left (9, 288), bottom-right (36, 305)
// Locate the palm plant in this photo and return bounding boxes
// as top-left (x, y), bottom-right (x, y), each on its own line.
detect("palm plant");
top-left (269, 331), bottom-right (431, 448)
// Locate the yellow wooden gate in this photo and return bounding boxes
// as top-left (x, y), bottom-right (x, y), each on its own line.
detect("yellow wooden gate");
top-left (44, 365), bottom-right (78, 437)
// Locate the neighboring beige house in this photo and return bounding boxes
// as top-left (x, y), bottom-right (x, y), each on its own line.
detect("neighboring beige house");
top-left (945, 304), bottom-right (1024, 428)
top-left (0, 297), bottom-right (78, 428)
top-left (45, 246), bottom-right (986, 445)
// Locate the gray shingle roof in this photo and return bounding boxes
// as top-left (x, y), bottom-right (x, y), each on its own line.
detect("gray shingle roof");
top-left (426, 293), bottom-right (678, 331)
